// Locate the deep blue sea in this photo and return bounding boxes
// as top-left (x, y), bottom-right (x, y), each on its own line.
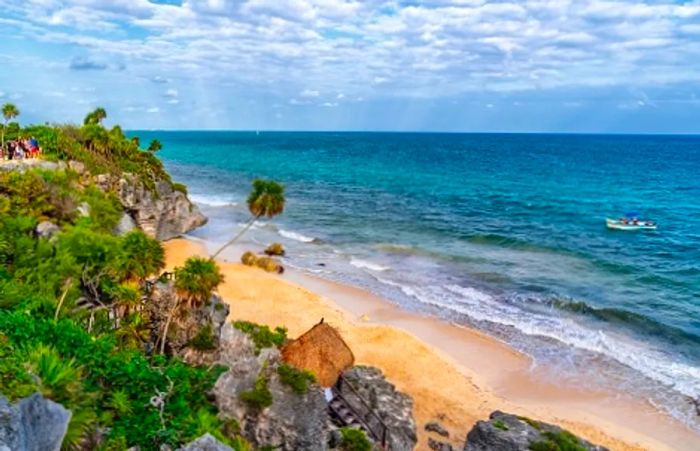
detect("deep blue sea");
top-left (135, 131), bottom-right (700, 430)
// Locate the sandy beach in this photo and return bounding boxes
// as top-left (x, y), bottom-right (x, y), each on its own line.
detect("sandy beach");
top-left (164, 238), bottom-right (700, 451)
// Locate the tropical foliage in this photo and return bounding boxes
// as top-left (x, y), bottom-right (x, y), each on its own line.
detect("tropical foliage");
top-left (1, 102), bottom-right (20, 148)
top-left (0, 109), bottom-right (249, 450)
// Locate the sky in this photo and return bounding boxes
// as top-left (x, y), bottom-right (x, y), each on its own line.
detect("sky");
top-left (1, 0), bottom-right (699, 133)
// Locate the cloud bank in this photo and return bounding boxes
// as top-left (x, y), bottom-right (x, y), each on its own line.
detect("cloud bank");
top-left (1, 0), bottom-right (699, 131)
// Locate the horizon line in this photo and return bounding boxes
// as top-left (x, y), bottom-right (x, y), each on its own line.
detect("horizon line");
top-left (124, 129), bottom-right (700, 137)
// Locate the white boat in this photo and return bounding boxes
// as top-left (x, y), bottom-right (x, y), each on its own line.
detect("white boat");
top-left (606, 218), bottom-right (657, 231)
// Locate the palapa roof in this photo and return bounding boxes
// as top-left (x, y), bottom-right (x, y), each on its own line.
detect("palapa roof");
top-left (281, 321), bottom-right (355, 387)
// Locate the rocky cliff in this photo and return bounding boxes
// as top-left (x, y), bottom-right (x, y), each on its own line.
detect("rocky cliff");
top-left (112, 173), bottom-right (207, 241)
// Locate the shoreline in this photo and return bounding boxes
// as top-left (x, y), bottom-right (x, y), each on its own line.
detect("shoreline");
top-left (164, 237), bottom-right (700, 450)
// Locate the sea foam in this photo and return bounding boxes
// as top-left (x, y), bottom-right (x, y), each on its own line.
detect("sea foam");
top-left (350, 258), bottom-right (390, 272)
top-left (279, 229), bottom-right (315, 243)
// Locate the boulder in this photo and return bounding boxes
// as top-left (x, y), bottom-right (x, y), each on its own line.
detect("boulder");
top-left (337, 366), bottom-right (417, 451)
top-left (429, 437), bottom-right (454, 451)
top-left (464, 411), bottom-right (608, 451)
top-left (114, 212), bottom-right (137, 236)
top-left (35, 221), bottom-right (60, 239)
top-left (0, 393), bottom-right (71, 451)
top-left (213, 325), bottom-right (330, 451)
top-left (116, 174), bottom-right (206, 241)
top-left (179, 433), bottom-right (233, 451)
top-left (426, 421), bottom-right (449, 438)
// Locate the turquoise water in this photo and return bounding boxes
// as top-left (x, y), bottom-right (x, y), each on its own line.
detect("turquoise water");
top-left (136, 131), bottom-right (700, 429)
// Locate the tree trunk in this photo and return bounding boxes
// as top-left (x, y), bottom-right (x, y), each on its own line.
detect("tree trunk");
top-left (1, 119), bottom-right (6, 151)
top-left (211, 214), bottom-right (261, 259)
top-left (159, 300), bottom-right (181, 355)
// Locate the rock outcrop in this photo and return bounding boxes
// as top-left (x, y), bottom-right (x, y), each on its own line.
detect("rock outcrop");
top-left (35, 221), bottom-right (60, 239)
top-left (337, 366), bottom-right (417, 451)
top-left (464, 411), bottom-right (608, 451)
top-left (148, 282), bottom-right (229, 361)
top-left (213, 325), bottom-right (329, 451)
top-left (0, 393), bottom-right (71, 451)
top-left (116, 174), bottom-right (207, 241)
top-left (179, 433), bottom-right (233, 451)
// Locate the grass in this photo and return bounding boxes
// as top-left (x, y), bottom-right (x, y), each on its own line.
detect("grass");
top-left (188, 323), bottom-right (217, 351)
top-left (529, 431), bottom-right (587, 451)
top-left (277, 363), bottom-right (316, 395)
top-left (233, 320), bottom-right (287, 354)
top-left (493, 419), bottom-right (509, 431)
top-left (239, 371), bottom-right (273, 410)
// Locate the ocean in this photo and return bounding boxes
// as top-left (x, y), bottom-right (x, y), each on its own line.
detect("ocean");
top-left (135, 131), bottom-right (700, 431)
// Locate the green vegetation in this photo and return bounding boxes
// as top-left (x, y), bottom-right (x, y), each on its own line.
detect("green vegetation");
top-left (147, 139), bottom-right (163, 153)
top-left (174, 257), bottom-right (224, 308)
top-left (233, 320), bottom-right (287, 354)
top-left (189, 323), bottom-right (217, 351)
top-left (212, 179), bottom-right (285, 258)
top-left (0, 108), bottom-right (253, 450)
top-left (277, 363), bottom-right (316, 394)
top-left (239, 251), bottom-right (283, 274)
top-left (2, 102), bottom-right (20, 149)
top-left (493, 419), bottom-right (509, 431)
top-left (529, 431), bottom-right (587, 451)
top-left (518, 415), bottom-right (543, 431)
top-left (239, 371), bottom-right (273, 410)
top-left (338, 427), bottom-right (372, 451)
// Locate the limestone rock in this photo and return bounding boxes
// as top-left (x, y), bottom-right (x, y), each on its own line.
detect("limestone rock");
top-left (464, 411), bottom-right (608, 451)
top-left (213, 326), bottom-right (330, 451)
top-left (0, 393), bottom-right (71, 451)
top-left (429, 437), bottom-right (454, 451)
top-left (426, 421), bottom-right (449, 438)
top-left (116, 174), bottom-right (207, 241)
top-left (114, 212), bottom-right (137, 236)
top-left (35, 221), bottom-right (60, 239)
top-left (0, 160), bottom-right (63, 173)
top-left (179, 433), bottom-right (233, 451)
top-left (338, 366), bottom-right (417, 451)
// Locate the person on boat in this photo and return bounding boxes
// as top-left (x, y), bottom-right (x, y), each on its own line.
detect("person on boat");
top-left (619, 217), bottom-right (628, 224)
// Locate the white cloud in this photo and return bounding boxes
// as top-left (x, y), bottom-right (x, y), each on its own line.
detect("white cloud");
top-left (300, 89), bottom-right (320, 97)
top-left (147, 107), bottom-right (160, 113)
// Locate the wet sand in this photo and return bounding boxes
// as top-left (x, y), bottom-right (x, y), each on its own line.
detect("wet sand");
top-left (164, 238), bottom-right (700, 450)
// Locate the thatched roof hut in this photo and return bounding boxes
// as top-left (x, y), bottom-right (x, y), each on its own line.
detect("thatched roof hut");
top-left (281, 321), bottom-right (355, 387)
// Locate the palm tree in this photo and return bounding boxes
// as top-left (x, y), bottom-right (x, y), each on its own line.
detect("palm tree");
top-left (212, 179), bottom-right (285, 259)
top-left (147, 139), bottom-right (162, 153)
top-left (2, 103), bottom-right (20, 150)
top-left (160, 257), bottom-right (224, 354)
top-left (83, 107), bottom-right (107, 125)
top-left (118, 230), bottom-right (165, 282)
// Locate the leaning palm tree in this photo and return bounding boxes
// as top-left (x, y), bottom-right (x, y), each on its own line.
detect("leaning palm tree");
top-left (160, 257), bottom-right (224, 354)
top-left (147, 139), bottom-right (162, 153)
top-left (211, 179), bottom-right (285, 259)
top-left (1, 103), bottom-right (20, 149)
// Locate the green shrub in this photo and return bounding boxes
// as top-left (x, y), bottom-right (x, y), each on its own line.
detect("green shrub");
top-left (239, 372), bottom-right (273, 410)
top-left (339, 427), bottom-right (372, 451)
top-left (529, 431), bottom-right (587, 451)
top-left (0, 311), bottom-right (228, 449)
top-left (233, 320), bottom-right (287, 354)
top-left (172, 183), bottom-right (188, 195)
top-left (189, 324), bottom-right (217, 351)
top-left (277, 363), bottom-right (316, 394)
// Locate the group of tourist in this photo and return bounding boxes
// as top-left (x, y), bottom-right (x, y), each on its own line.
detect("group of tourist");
top-left (0, 137), bottom-right (41, 160)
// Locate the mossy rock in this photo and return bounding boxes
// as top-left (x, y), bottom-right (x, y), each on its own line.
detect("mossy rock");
top-left (254, 256), bottom-right (284, 274)
top-left (241, 251), bottom-right (258, 266)
top-left (264, 242), bottom-right (285, 256)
